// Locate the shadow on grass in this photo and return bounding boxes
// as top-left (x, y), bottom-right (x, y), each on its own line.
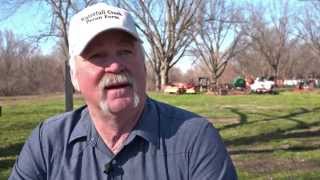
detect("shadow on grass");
top-left (0, 142), bottom-right (23, 161)
top-left (254, 107), bottom-right (320, 127)
top-left (219, 107), bottom-right (248, 130)
top-left (221, 107), bottom-right (320, 152)
top-left (220, 107), bottom-right (320, 131)
top-left (225, 120), bottom-right (320, 145)
top-left (0, 159), bottom-right (15, 170)
top-left (0, 159), bottom-right (14, 180)
top-left (0, 143), bottom-right (23, 174)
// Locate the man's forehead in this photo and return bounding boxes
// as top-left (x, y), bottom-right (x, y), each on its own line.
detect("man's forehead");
top-left (81, 30), bottom-right (137, 54)
top-left (93, 30), bottom-right (137, 44)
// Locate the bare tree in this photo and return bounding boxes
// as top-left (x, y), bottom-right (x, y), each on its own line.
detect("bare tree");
top-left (145, 60), bottom-right (156, 91)
top-left (234, 46), bottom-right (270, 77)
top-left (0, 30), bottom-right (37, 96)
top-left (38, 0), bottom-right (100, 111)
top-left (168, 67), bottom-right (184, 83)
top-left (22, 54), bottom-right (65, 94)
top-left (0, 30), bottom-right (66, 95)
top-left (1, 0), bottom-right (99, 110)
top-left (283, 42), bottom-right (320, 79)
top-left (191, 0), bottom-right (245, 91)
top-left (184, 62), bottom-right (211, 85)
top-left (241, 1), bottom-right (295, 85)
top-left (297, 1), bottom-right (320, 58)
top-left (34, 0), bottom-right (99, 58)
top-left (115, 0), bottom-right (203, 91)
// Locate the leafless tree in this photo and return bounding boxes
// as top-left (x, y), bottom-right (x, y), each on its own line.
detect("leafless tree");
top-left (1, 0), bottom-right (99, 109)
top-left (234, 46), bottom-right (270, 78)
top-left (37, 0), bottom-right (100, 110)
top-left (168, 67), bottom-right (184, 83)
top-left (241, 1), bottom-right (295, 85)
top-left (33, 0), bottom-right (99, 58)
top-left (22, 54), bottom-right (65, 93)
top-left (0, 30), bottom-right (65, 96)
top-left (115, 0), bottom-right (203, 91)
top-left (283, 42), bottom-right (320, 79)
top-left (145, 60), bottom-right (156, 91)
top-left (191, 0), bottom-right (245, 90)
top-left (0, 30), bottom-right (36, 96)
top-left (184, 62), bottom-right (211, 85)
top-left (297, 1), bottom-right (320, 58)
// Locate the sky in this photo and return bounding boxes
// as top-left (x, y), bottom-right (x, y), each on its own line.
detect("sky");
top-left (0, 1), bottom-right (54, 54)
top-left (0, 1), bottom-right (197, 72)
top-left (0, 0), bottom-right (306, 73)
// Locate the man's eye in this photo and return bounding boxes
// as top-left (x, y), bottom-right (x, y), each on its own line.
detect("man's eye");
top-left (88, 53), bottom-right (107, 62)
top-left (89, 53), bottom-right (103, 59)
top-left (118, 50), bottom-right (132, 56)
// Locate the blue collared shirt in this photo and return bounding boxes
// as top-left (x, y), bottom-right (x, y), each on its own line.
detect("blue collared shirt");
top-left (9, 98), bottom-right (237, 180)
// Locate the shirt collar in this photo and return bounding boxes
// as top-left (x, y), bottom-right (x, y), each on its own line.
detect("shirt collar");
top-left (127, 98), bottom-right (160, 147)
top-left (69, 106), bottom-right (92, 144)
top-left (68, 97), bottom-right (160, 147)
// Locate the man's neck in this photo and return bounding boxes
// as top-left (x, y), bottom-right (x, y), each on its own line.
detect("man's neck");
top-left (88, 103), bottom-right (144, 154)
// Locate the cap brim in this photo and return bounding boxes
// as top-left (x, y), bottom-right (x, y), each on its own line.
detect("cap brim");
top-left (79, 28), bottom-right (142, 56)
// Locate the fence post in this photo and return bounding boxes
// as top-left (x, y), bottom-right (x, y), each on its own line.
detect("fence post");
top-left (0, 106), bottom-right (2, 116)
top-left (65, 60), bottom-right (74, 112)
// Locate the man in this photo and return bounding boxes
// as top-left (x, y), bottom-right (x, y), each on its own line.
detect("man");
top-left (10, 3), bottom-right (237, 180)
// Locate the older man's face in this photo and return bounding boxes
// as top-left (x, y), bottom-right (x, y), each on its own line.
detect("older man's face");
top-left (74, 30), bottom-right (146, 115)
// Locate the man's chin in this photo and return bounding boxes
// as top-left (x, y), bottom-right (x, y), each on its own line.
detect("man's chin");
top-left (99, 95), bottom-right (140, 115)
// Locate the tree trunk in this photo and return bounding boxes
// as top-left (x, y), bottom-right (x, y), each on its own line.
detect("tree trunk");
top-left (210, 73), bottom-right (218, 92)
top-left (155, 72), bottom-right (161, 91)
top-left (160, 65), bottom-right (169, 90)
top-left (64, 60), bottom-right (73, 111)
top-left (272, 65), bottom-right (279, 87)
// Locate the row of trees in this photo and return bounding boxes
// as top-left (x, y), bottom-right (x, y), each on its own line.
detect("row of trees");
top-left (182, 0), bottom-right (320, 86)
top-left (1, 0), bottom-right (320, 95)
top-left (0, 31), bottom-right (64, 96)
top-left (0, 28), bottom-right (319, 96)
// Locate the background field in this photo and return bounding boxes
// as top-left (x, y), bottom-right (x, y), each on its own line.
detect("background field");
top-left (1, 91), bottom-right (320, 179)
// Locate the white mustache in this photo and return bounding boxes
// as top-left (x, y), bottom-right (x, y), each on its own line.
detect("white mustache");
top-left (98, 72), bottom-right (133, 89)
top-left (98, 72), bottom-right (140, 115)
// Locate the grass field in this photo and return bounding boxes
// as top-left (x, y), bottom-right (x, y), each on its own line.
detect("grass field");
top-left (1, 91), bottom-right (320, 179)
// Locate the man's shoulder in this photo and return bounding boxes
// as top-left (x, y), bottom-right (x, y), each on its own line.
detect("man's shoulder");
top-left (150, 98), bottom-right (199, 119)
top-left (41, 106), bottom-right (86, 130)
top-left (150, 98), bottom-right (209, 123)
top-left (149, 98), bottom-right (212, 137)
top-left (36, 105), bottom-right (88, 146)
top-left (148, 98), bottom-right (219, 154)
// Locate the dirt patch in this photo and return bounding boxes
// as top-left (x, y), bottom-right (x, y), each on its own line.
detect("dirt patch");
top-left (0, 93), bottom-right (83, 106)
top-left (233, 154), bottom-right (320, 174)
top-left (0, 94), bottom-right (61, 105)
top-left (205, 90), bottom-right (250, 96)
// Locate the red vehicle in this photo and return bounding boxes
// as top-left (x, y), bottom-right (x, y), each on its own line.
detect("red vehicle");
top-left (164, 82), bottom-right (197, 94)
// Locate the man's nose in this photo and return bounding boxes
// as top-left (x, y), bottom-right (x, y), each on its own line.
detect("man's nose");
top-left (104, 61), bottom-right (124, 73)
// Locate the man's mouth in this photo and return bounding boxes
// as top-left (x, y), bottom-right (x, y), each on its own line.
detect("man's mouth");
top-left (104, 83), bottom-right (132, 90)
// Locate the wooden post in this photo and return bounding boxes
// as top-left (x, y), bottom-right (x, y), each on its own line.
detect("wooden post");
top-left (0, 106), bottom-right (2, 116)
top-left (65, 60), bottom-right (73, 112)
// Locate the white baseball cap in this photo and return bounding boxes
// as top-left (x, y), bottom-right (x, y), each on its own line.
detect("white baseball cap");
top-left (68, 3), bottom-right (140, 57)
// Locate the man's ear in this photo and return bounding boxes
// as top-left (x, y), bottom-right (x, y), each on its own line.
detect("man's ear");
top-left (71, 69), bottom-right (80, 92)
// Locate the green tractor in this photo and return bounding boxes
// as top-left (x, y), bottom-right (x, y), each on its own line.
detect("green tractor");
top-left (232, 76), bottom-right (246, 90)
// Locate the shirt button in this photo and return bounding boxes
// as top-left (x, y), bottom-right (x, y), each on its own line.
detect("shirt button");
top-left (89, 137), bottom-right (96, 146)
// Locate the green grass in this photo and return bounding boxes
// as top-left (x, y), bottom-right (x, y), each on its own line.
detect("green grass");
top-left (1, 91), bottom-right (320, 179)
